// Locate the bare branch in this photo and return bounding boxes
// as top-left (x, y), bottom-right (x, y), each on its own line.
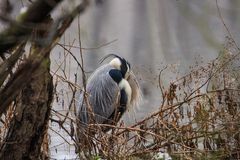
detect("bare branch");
top-left (0, 0), bottom-right (63, 56)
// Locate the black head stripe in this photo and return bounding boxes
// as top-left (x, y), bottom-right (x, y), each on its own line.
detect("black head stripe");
top-left (100, 54), bottom-right (130, 78)
top-left (120, 58), bottom-right (128, 77)
top-left (127, 61), bottom-right (131, 70)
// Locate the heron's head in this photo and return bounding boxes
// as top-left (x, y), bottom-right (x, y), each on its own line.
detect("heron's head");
top-left (100, 54), bottom-right (130, 79)
top-left (108, 55), bottom-right (131, 79)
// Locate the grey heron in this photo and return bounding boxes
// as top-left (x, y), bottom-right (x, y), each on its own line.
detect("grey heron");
top-left (76, 54), bottom-right (141, 149)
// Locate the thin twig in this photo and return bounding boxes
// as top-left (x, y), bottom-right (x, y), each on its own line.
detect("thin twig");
top-left (57, 38), bottom-right (118, 50)
top-left (216, 0), bottom-right (240, 51)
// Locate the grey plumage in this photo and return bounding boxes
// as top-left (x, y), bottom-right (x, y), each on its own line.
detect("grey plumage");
top-left (75, 55), bottom-right (141, 152)
top-left (78, 64), bottom-right (120, 125)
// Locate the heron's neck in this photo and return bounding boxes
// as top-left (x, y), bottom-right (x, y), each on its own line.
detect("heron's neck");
top-left (119, 79), bottom-right (132, 105)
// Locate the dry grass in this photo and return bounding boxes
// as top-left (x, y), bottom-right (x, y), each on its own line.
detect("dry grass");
top-left (0, 1), bottom-right (239, 159)
top-left (47, 36), bottom-right (240, 160)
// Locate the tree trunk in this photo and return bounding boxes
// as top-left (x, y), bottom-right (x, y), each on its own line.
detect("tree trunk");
top-left (0, 16), bottom-right (54, 159)
top-left (0, 55), bottom-right (53, 160)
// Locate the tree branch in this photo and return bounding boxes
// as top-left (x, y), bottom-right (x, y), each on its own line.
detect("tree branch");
top-left (0, 0), bottom-right (63, 56)
top-left (0, 0), bottom-right (89, 116)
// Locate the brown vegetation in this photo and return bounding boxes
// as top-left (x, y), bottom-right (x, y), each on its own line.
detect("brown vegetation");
top-left (0, 0), bottom-right (239, 160)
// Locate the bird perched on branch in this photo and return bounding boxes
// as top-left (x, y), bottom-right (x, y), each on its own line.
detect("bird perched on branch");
top-left (76, 54), bottom-right (141, 145)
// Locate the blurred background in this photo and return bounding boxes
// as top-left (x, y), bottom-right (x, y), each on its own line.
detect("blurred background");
top-left (1, 0), bottom-right (240, 159)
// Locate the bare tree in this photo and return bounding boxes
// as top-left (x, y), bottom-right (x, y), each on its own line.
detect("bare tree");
top-left (0, 0), bottom-right (89, 159)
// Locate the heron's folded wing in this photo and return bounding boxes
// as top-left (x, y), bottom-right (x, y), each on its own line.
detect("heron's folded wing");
top-left (78, 65), bottom-right (120, 125)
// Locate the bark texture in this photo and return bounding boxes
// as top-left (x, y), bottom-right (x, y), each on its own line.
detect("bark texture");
top-left (0, 56), bottom-right (53, 160)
